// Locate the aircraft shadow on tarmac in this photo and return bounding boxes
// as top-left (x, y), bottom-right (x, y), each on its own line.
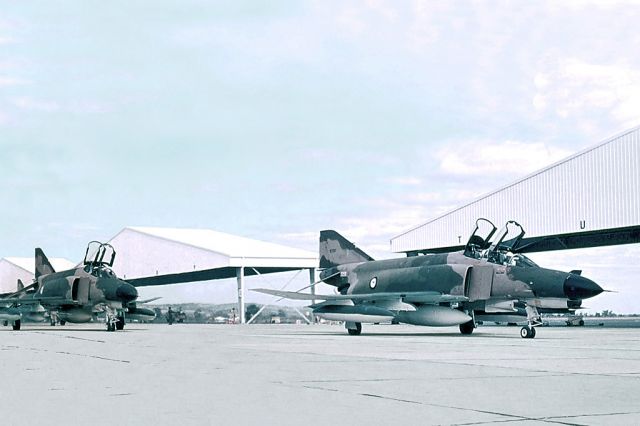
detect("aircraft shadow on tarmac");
top-left (2, 327), bottom-right (148, 332)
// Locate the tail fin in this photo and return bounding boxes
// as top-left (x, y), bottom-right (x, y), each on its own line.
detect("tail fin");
top-left (319, 230), bottom-right (374, 269)
top-left (35, 248), bottom-right (55, 279)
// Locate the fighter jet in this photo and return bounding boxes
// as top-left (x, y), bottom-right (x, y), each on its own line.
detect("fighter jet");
top-left (255, 219), bottom-right (604, 338)
top-left (0, 241), bottom-right (151, 331)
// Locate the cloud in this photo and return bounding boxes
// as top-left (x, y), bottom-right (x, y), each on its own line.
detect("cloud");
top-left (533, 58), bottom-right (640, 128)
top-left (436, 140), bottom-right (572, 177)
top-left (11, 97), bottom-right (60, 112)
top-left (547, 0), bottom-right (640, 10)
top-left (0, 76), bottom-right (28, 87)
top-left (382, 176), bottom-right (422, 186)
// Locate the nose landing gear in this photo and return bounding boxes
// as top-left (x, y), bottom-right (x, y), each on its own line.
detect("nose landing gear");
top-left (521, 305), bottom-right (542, 339)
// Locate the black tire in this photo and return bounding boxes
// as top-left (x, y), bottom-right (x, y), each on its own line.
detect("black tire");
top-left (107, 322), bottom-right (115, 332)
top-left (530, 327), bottom-right (536, 338)
top-left (347, 322), bottom-right (362, 336)
top-left (60, 320), bottom-right (66, 326)
top-left (12, 320), bottom-right (21, 331)
top-left (459, 320), bottom-right (474, 335)
top-left (115, 317), bottom-right (125, 330)
top-left (578, 319), bottom-right (584, 326)
top-left (520, 327), bottom-right (531, 338)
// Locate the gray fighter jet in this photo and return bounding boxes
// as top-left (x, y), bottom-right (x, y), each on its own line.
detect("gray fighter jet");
top-left (255, 219), bottom-right (604, 338)
top-left (0, 241), bottom-right (152, 331)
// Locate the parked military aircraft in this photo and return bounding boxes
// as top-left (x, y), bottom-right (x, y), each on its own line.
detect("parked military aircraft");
top-left (255, 219), bottom-right (604, 338)
top-left (0, 241), bottom-right (150, 331)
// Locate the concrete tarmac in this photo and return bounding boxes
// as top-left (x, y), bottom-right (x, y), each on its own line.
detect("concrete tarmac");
top-left (2, 323), bottom-right (640, 426)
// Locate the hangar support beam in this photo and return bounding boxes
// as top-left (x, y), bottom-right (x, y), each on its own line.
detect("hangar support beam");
top-left (237, 267), bottom-right (245, 324)
top-left (309, 267), bottom-right (316, 323)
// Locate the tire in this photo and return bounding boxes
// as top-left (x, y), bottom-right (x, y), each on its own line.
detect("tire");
top-left (520, 327), bottom-right (531, 338)
top-left (347, 322), bottom-right (362, 336)
top-left (107, 322), bottom-right (116, 332)
top-left (115, 317), bottom-right (125, 330)
top-left (60, 320), bottom-right (66, 326)
top-left (530, 327), bottom-right (536, 338)
top-left (459, 320), bottom-right (475, 335)
top-left (12, 320), bottom-right (21, 331)
top-left (578, 319), bottom-right (584, 326)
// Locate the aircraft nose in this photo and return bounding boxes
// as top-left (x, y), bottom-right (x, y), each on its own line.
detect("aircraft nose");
top-left (564, 274), bottom-right (603, 299)
top-left (116, 282), bottom-right (138, 302)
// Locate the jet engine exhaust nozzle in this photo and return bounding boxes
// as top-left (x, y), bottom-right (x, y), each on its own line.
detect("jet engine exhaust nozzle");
top-left (564, 274), bottom-right (603, 300)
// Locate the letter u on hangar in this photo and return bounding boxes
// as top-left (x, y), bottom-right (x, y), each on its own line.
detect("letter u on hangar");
top-left (391, 126), bottom-right (640, 255)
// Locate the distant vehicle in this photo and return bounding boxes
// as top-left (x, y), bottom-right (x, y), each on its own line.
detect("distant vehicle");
top-left (255, 219), bottom-right (604, 338)
top-left (165, 307), bottom-right (186, 325)
top-left (566, 316), bottom-right (585, 326)
top-left (0, 241), bottom-right (154, 331)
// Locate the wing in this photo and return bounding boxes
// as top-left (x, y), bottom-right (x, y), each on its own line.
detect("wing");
top-left (252, 288), bottom-right (467, 304)
top-left (0, 296), bottom-right (69, 306)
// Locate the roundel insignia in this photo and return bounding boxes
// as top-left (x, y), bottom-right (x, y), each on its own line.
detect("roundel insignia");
top-left (369, 277), bottom-right (378, 289)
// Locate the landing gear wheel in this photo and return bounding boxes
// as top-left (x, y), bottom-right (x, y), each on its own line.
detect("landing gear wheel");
top-left (579, 319), bottom-right (584, 326)
top-left (115, 316), bottom-right (125, 330)
top-left (59, 320), bottom-right (66, 326)
top-left (12, 320), bottom-right (21, 331)
top-left (459, 320), bottom-right (475, 335)
top-left (107, 322), bottom-right (116, 332)
top-left (520, 326), bottom-right (536, 338)
top-left (347, 322), bottom-right (362, 336)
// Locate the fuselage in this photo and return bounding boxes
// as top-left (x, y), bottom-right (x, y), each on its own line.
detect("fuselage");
top-left (28, 265), bottom-right (138, 323)
top-left (321, 251), bottom-right (602, 307)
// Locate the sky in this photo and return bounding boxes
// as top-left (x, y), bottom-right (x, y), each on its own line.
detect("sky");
top-left (1, 1), bottom-right (640, 313)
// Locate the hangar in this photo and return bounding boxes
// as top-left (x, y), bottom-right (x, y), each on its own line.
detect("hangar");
top-left (0, 257), bottom-right (76, 293)
top-left (391, 126), bottom-right (640, 255)
top-left (107, 227), bottom-right (318, 323)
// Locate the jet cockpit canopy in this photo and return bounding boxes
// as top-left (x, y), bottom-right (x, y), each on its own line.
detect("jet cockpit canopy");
top-left (465, 219), bottom-right (537, 267)
top-left (83, 241), bottom-right (116, 268)
top-left (464, 218), bottom-right (497, 259)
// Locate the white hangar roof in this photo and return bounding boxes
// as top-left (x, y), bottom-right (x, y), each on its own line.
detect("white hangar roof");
top-left (0, 257), bottom-right (76, 293)
top-left (126, 226), bottom-right (316, 261)
top-left (108, 226), bottom-right (318, 285)
top-left (391, 126), bottom-right (640, 254)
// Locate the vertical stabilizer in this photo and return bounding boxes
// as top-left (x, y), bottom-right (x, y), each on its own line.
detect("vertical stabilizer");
top-left (319, 230), bottom-right (374, 269)
top-left (35, 248), bottom-right (55, 279)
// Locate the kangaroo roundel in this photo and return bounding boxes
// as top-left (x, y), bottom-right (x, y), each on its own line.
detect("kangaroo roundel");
top-left (369, 277), bottom-right (377, 289)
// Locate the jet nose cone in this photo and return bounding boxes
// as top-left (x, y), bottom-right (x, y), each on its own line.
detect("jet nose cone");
top-left (564, 274), bottom-right (603, 299)
top-left (116, 282), bottom-right (138, 302)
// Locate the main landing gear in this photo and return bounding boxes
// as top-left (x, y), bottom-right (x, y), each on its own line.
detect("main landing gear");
top-left (459, 320), bottom-right (475, 335)
top-left (346, 322), bottom-right (362, 335)
top-left (520, 326), bottom-right (536, 338)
